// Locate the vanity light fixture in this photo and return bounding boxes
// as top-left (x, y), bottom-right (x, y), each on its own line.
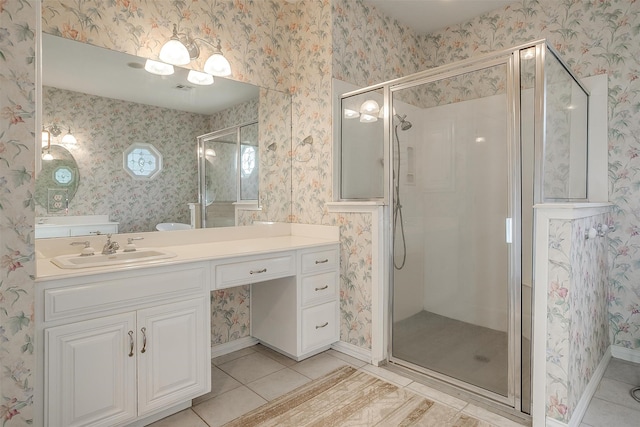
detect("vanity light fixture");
top-left (42, 124), bottom-right (62, 160)
top-left (159, 24), bottom-right (192, 65)
top-left (359, 113), bottom-right (378, 123)
top-left (42, 127), bottom-right (51, 149)
top-left (360, 99), bottom-right (380, 115)
top-left (61, 127), bottom-right (77, 145)
top-left (157, 23), bottom-right (232, 77)
top-left (343, 108), bottom-right (359, 119)
top-left (144, 59), bottom-right (174, 76)
top-left (187, 70), bottom-right (214, 86)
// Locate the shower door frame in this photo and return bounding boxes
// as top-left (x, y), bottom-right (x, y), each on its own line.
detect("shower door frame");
top-left (385, 51), bottom-right (523, 410)
top-left (197, 120), bottom-right (258, 228)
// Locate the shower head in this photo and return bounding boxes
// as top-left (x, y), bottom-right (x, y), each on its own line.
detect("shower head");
top-left (394, 114), bottom-right (412, 131)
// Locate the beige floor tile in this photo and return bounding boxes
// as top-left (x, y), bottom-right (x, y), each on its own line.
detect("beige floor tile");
top-left (193, 365), bottom-right (242, 405)
top-left (582, 397), bottom-right (640, 427)
top-left (211, 346), bottom-right (256, 366)
top-left (218, 351), bottom-right (286, 384)
top-left (461, 404), bottom-right (526, 427)
top-left (290, 351), bottom-right (350, 379)
top-left (405, 381), bottom-right (468, 410)
top-left (146, 409), bottom-right (207, 427)
top-left (247, 367), bottom-right (311, 401)
top-left (360, 364), bottom-right (413, 387)
top-left (326, 349), bottom-right (368, 367)
top-left (602, 358), bottom-right (640, 385)
top-left (253, 344), bottom-right (299, 366)
top-left (594, 377), bottom-right (640, 411)
top-left (192, 386), bottom-right (267, 427)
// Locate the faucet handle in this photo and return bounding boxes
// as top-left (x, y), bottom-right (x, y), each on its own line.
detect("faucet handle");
top-left (124, 237), bottom-right (144, 252)
top-left (70, 241), bottom-right (95, 256)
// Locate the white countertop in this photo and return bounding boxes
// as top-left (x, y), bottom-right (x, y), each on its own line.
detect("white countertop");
top-left (36, 224), bottom-right (340, 281)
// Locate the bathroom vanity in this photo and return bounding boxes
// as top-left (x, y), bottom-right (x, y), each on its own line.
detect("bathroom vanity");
top-left (35, 223), bottom-right (340, 427)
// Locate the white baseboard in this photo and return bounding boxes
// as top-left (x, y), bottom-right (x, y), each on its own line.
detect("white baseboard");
top-left (546, 346), bottom-right (612, 427)
top-left (211, 337), bottom-right (258, 359)
top-left (611, 345), bottom-right (640, 363)
top-left (331, 341), bottom-right (372, 364)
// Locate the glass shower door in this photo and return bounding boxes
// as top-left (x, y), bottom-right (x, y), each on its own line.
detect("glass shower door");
top-left (390, 61), bottom-right (516, 402)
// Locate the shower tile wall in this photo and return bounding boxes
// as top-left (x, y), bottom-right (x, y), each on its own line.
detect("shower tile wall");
top-left (393, 93), bottom-right (509, 333)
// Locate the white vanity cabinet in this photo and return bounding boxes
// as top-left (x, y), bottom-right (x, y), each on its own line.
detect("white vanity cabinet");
top-left (249, 244), bottom-right (340, 360)
top-left (38, 263), bottom-right (211, 427)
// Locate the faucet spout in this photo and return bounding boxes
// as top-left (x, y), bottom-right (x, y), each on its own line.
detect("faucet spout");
top-left (101, 234), bottom-right (120, 255)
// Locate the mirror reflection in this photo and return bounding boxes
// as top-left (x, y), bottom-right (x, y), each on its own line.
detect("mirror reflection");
top-left (39, 33), bottom-right (288, 234)
top-left (35, 144), bottom-right (80, 213)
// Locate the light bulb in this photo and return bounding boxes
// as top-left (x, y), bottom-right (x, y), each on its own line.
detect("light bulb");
top-left (360, 114), bottom-right (378, 123)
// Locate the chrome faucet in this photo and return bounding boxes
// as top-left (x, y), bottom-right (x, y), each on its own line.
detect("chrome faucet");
top-left (102, 234), bottom-right (120, 255)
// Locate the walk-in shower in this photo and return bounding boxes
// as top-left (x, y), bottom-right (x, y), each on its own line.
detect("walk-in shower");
top-left (336, 40), bottom-right (589, 416)
top-left (197, 121), bottom-right (259, 228)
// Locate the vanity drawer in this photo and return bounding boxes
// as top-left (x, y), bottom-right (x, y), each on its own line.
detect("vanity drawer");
top-left (301, 271), bottom-right (338, 306)
top-left (301, 301), bottom-right (338, 352)
top-left (43, 266), bottom-right (206, 322)
top-left (213, 253), bottom-right (295, 289)
top-left (300, 247), bottom-right (339, 275)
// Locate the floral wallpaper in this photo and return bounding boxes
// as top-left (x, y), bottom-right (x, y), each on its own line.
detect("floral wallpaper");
top-left (0, 0), bottom-right (36, 425)
top-left (40, 86), bottom-right (209, 231)
top-left (546, 214), bottom-right (609, 423)
top-left (3, 0), bottom-right (639, 424)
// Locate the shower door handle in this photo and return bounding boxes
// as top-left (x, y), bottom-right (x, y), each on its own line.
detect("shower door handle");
top-left (505, 218), bottom-right (513, 244)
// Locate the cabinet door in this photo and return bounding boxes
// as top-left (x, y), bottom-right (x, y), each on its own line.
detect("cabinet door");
top-left (45, 312), bottom-right (137, 427)
top-left (137, 298), bottom-right (210, 416)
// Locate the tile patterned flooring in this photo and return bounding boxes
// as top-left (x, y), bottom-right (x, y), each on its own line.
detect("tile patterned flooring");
top-left (149, 345), bottom-right (640, 427)
top-left (581, 357), bottom-right (640, 427)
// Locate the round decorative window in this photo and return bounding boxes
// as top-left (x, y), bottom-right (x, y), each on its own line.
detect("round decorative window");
top-left (123, 143), bottom-right (163, 179)
top-left (53, 166), bottom-right (74, 185)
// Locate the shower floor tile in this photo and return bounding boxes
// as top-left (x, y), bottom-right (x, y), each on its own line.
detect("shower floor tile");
top-left (392, 310), bottom-right (508, 396)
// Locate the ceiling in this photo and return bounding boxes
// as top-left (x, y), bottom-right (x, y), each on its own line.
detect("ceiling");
top-left (363, 0), bottom-right (517, 34)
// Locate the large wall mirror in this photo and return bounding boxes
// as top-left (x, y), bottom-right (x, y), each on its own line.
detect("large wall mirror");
top-left (38, 32), bottom-right (292, 234)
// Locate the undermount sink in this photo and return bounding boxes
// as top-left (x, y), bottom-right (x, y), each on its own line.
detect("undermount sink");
top-left (51, 248), bottom-right (177, 269)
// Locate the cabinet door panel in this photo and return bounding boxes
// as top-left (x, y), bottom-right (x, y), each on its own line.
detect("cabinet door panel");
top-left (137, 298), bottom-right (209, 416)
top-left (45, 312), bottom-right (136, 427)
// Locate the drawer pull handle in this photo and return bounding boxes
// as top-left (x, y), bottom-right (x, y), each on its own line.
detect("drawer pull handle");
top-left (316, 322), bottom-right (329, 329)
top-left (141, 327), bottom-right (147, 353)
top-left (250, 268), bottom-right (267, 275)
top-left (128, 331), bottom-right (134, 357)
top-left (315, 259), bottom-right (329, 264)
top-left (315, 285), bottom-right (329, 291)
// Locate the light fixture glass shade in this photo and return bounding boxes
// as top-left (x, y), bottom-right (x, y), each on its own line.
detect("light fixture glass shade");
top-left (360, 99), bottom-right (380, 115)
top-left (159, 38), bottom-right (191, 65)
top-left (42, 151), bottom-right (53, 161)
top-left (42, 129), bottom-right (50, 148)
top-left (204, 53), bottom-right (231, 77)
top-left (360, 113), bottom-right (378, 123)
top-left (144, 59), bottom-right (174, 75)
top-left (187, 70), bottom-right (214, 85)
top-left (377, 105), bottom-right (397, 118)
top-left (205, 148), bottom-right (217, 157)
top-left (61, 128), bottom-right (77, 144)
top-left (343, 109), bottom-right (359, 119)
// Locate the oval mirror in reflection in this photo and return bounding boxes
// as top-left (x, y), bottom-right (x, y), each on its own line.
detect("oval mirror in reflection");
top-left (35, 145), bottom-right (80, 213)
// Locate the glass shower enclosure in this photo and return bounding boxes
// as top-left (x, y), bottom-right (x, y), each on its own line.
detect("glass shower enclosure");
top-left (337, 40), bottom-right (589, 414)
top-left (197, 121), bottom-right (259, 228)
